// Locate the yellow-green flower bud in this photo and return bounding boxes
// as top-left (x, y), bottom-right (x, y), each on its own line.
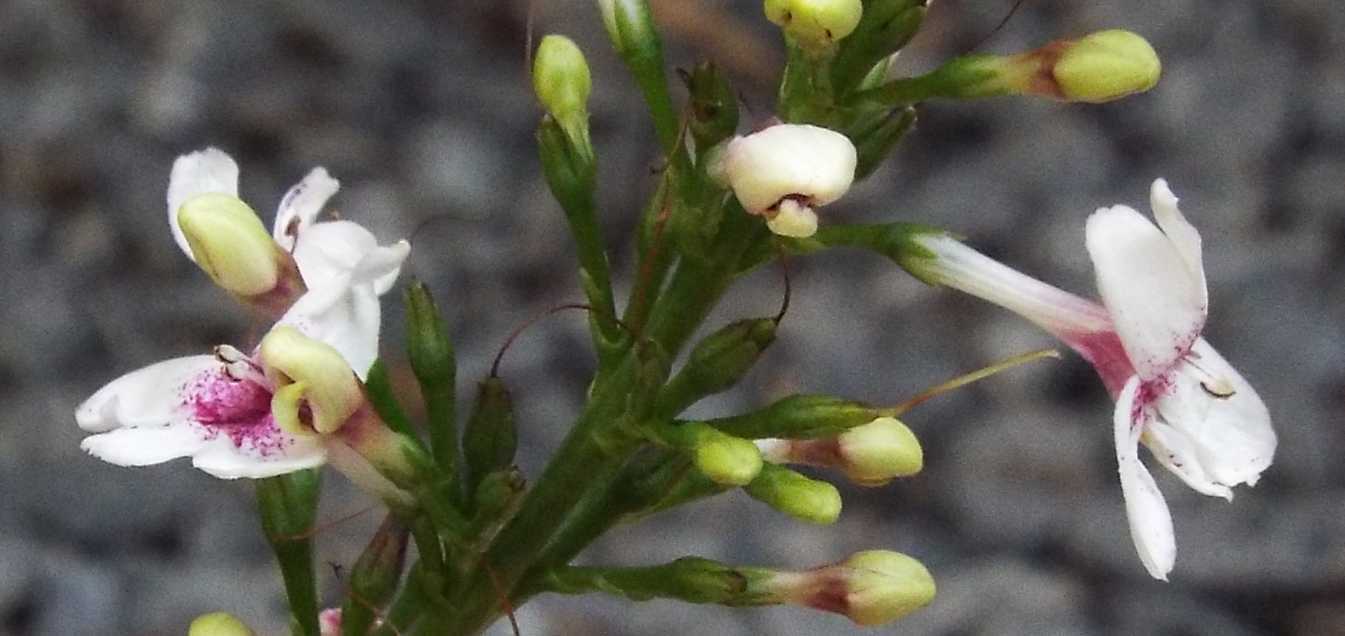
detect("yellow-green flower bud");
top-left (744, 463), bottom-right (842, 524)
top-left (260, 326), bottom-right (363, 435)
top-left (838, 550), bottom-right (935, 626)
top-left (188, 612), bottom-right (255, 636)
top-left (177, 193), bottom-right (284, 297)
top-left (694, 427), bottom-right (764, 486)
top-left (836, 416), bottom-right (922, 486)
top-left (533, 34), bottom-right (592, 125)
top-left (764, 0), bottom-right (864, 53)
top-left (1052, 29), bottom-right (1161, 103)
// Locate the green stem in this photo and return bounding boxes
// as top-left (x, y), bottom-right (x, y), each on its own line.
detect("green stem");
top-left (256, 470), bottom-right (322, 636)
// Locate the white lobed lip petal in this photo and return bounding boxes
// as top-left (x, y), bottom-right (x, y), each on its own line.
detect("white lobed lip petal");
top-left (1114, 376), bottom-right (1177, 580)
top-left (1142, 419), bottom-right (1234, 500)
top-left (80, 425), bottom-right (210, 467)
top-left (76, 356), bottom-right (220, 432)
top-left (273, 167), bottom-right (341, 252)
top-left (1151, 339), bottom-right (1276, 489)
top-left (723, 124), bottom-right (857, 214)
top-left (292, 220), bottom-right (381, 291)
top-left (190, 435), bottom-right (328, 479)
top-left (167, 148), bottom-right (240, 261)
top-left (1086, 204), bottom-right (1206, 381)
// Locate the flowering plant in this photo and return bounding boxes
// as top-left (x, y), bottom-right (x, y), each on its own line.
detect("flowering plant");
top-left (77, 2), bottom-right (1275, 634)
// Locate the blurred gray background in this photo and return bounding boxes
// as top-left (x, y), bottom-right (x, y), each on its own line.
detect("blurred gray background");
top-left (2, 1), bottom-right (1342, 634)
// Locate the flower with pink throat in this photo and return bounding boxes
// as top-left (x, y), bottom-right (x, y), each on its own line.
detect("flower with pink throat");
top-left (905, 179), bottom-right (1276, 580)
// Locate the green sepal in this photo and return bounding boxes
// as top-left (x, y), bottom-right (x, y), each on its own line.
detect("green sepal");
top-left (340, 515), bottom-right (409, 636)
top-left (461, 377), bottom-right (518, 505)
top-left (655, 318), bottom-right (777, 419)
top-left (256, 469), bottom-right (322, 636)
top-left (852, 106), bottom-right (916, 179)
top-left (699, 393), bottom-right (877, 440)
top-left (831, 0), bottom-right (926, 95)
top-left (743, 463), bottom-right (842, 524)
top-left (404, 282), bottom-right (459, 477)
top-left (363, 359), bottom-right (419, 442)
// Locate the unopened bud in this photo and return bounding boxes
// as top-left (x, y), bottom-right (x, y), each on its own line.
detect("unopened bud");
top-left (1052, 30), bottom-right (1161, 103)
top-left (339, 516), bottom-right (408, 635)
top-left (744, 463), bottom-right (841, 524)
top-left (260, 326), bottom-right (363, 434)
top-left (764, 0), bottom-right (864, 53)
top-left (720, 124), bottom-right (856, 238)
top-left (177, 193), bottom-right (288, 297)
top-left (657, 318), bottom-right (777, 418)
top-left (188, 612), bottom-right (255, 636)
top-left (931, 29), bottom-right (1160, 104)
top-left (533, 35), bottom-right (593, 127)
top-left (703, 394), bottom-right (877, 440)
top-left (682, 62), bottom-right (740, 150)
top-left (774, 550), bottom-right (934, 626)
top-left (462, 377), bottom-right (517, 494)
top-left (661, 422), bottom-right (763, 486)
top-left (760, 417), bottom-right (922, 486)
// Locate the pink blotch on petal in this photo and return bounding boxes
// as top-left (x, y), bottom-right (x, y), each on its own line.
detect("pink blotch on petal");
top-left (182, 370), bottom-right (292, 456)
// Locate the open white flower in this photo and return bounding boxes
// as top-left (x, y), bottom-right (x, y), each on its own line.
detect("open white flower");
top-left (906, 179), bottom-right (1276, 580)
top-left (169, 148), bottom-right (411, 375)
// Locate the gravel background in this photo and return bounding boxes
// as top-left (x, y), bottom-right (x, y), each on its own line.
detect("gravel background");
top-left (2, 1), bottom-right (1342, 634)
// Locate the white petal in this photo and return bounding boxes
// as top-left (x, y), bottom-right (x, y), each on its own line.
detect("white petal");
top-left (273, 167), bottom-right (340, 252)
top-left (1086, 205), bottom-right (1206, 380)
top-left (1149, 179), bottom-right (1206, 310)
top-left (365, 240), bottom-right (411, 295)
top-left (325, 440), bottom-right (414, 507)
top-left (1151, 339), bottom-right (1276, 489)
top-left (1142, 420), bottom-right (1233, 500)
top-left (168, 148), bottom-right (239, 261)
top-left (278, 286), bottom-right (381, 381)
top-left (723, 124), bottom-right (856, 213)
top-left (191, 436), bottom-right (328, 479)
top-left (1114, 375), bottom-right (1177, 580)
top-left (76, 356), bottom-right (220, 432)
top-left (80, 424), bottom-right (210, 467)
top-left (292, 221), bottom-right (379, 291)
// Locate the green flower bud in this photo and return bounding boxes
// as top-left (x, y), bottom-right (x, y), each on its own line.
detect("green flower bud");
top-left (404, 281), bottom-right (458, 473)
top-left (681, 62), bottom-right (741, 151)
top-left (259, 326), bottom-right (363, 435)
top-left (533, 34), bottom-right (593, 126)
top-left (702, 394), bottom-right (877, 440)
top-left (764, 0), bottom-right (865, 53)
top-left (340, 515), bottom-right (409, 635)
top-left (188, 612), bottom-right (255, 636)
top-left (462, 377), bottom-right (517, 495)
top-left (1052, 29), bottom-right (1161, 103)
top-left (694, 427), bottom-right (764, 486)
top-left (177, 193), bottom-right (288, 297)
top-left (744, 463), bottom-right (841, 524)
top-left (656, 318), bottom-right (777, 419)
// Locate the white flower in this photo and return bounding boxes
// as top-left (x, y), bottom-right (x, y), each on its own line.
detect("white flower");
top-left (907, 179), bottom-right (1276, 580)
top-left (717, 124), bottom-right (856, 238)
top-left (74, 150), bottom-right (416, 480)
top-left (169, 147), bottom-right (411, 376)
top-left (76, 348), bottom-right (329, 479)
